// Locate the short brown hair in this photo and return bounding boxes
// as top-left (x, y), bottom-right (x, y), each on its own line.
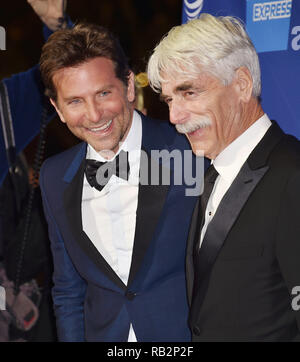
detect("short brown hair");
top-left (39, 23), bottom-right (131, 101)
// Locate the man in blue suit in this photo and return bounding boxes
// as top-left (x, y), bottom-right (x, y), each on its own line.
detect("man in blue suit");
top-left (39, 23), bottom-right (201, 341)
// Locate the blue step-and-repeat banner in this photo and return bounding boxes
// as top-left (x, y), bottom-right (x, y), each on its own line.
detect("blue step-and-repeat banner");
top-left (182, 0), bottom-right (300, 139)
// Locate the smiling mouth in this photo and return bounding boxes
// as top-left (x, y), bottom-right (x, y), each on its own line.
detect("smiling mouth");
top-left (188, 125), bottom-right (203, 133)
top-left (87, 120), bottom-right (113, 132)
top-left (187, 126), bottom-right (206, 136)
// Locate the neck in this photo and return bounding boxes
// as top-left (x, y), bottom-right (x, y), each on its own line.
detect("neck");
top-left (229, 97), bottom-right (264, 145)
top-left (242, 97), bottom-right (264, 129)
top-left (209, 98), bottom-right (264, 160)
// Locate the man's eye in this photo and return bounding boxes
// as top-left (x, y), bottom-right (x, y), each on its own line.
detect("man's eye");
top-left (184, 91), bottom-right (195, 97)
top-left (98, 91), bottom-right (111, 97)
top-left (164, 98), bottom-right (172, 105)
top-left (69, 99), bottom-right (81, 105)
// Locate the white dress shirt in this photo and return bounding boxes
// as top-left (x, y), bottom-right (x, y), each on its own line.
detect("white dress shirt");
top-left (82, 111), bottom-right (142, 342)
top-left (199, 114), bottom-right (272, 247)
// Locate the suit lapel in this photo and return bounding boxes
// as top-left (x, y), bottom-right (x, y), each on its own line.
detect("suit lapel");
top-left (127, 113), bottom-right (174, 286)
top-left (198, 162), bottom-right (268, 275)
top-left (63, 114), bottom-right (173, 290)
top-left (190, 121), bottom-right (285, 318)
top-left (191, 163), bottom-right (269, 315)
top-left (63, 146), bottom-right (126, 290)
top-left (127, 148), bottom-right (170, 286)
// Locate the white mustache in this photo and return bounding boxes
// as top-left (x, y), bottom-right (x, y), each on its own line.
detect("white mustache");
top-left (175, 116), bottom-right (212, 134)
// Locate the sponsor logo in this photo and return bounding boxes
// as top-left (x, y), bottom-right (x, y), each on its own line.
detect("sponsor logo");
top-left (182, 0), bottom-right (204, 24)
top-left (291, 25), bottom-right (300, 50)
top-left (246, 0), bottom-right (293, 52)
top-left (253, 1), bottom-right (292, 21)
top-left (0, 26), bottom-right (6, 50)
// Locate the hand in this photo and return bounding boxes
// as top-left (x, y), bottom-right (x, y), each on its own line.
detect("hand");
top-left (27, 0), bottom-right (67, 31)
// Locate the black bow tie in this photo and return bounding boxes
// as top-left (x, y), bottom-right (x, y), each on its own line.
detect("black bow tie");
top-left (85, 150), bottom-right (130, 192)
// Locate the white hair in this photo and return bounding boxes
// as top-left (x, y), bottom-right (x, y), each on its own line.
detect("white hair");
top-left (147, 13), bottom-right (261, 97)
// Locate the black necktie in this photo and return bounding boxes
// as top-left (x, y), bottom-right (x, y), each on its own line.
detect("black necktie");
top-left (199, 164), bottom-right (219, 231)
top-left (85, 150), bottom-right (130, 192)
top-left (191, 164), bottom-right (219, 300)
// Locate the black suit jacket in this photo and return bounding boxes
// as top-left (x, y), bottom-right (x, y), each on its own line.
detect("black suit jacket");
top-left (187, 122), bottom-right (300, 341)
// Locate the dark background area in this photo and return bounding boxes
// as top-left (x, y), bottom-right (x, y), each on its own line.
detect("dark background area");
top-left (0, 0), bottom-right (183, 159)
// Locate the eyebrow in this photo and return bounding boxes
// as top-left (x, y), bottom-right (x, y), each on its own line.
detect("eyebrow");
top-left (175, 82), bottom-right (194, 92)
top-left (160, 81), bottom-right (195, 102)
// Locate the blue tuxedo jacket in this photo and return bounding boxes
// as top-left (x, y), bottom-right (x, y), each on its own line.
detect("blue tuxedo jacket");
top-left (40, 113), bottom-right (199, 342)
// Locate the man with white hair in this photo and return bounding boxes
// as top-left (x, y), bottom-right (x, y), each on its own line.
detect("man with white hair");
top-left (147, 13), bottom-right (300, 341)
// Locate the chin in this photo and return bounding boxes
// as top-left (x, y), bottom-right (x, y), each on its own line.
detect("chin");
top-left (188, 142), bottom-right (205, 157)
top-left (93, 140), bottom-right (120, 154)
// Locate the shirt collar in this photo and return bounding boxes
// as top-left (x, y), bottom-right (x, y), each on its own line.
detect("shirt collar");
top-left (213, 114), bottom-right (272, 183)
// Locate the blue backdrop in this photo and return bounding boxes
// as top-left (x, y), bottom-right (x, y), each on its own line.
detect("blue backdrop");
top-left (182, 0), bottom-right (300, 139)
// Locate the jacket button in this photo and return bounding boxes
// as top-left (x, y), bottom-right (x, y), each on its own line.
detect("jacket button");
top-left (125, 291), bottom-right (136, 300)
top-left (193, 326), bottom-right (201, 336)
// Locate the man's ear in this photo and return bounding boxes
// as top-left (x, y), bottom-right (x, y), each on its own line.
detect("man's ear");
top-left (234, 66), bottom-right (253, 103)
top-left (126, 71), bottom-right (135, 103)
top-left (50, 98), bottom-right (66, 123)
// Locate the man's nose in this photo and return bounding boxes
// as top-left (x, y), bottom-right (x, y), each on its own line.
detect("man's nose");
top-left (86, 100), bottom-right (102, 123)
top-left (169, 101), bottom-right (188, 125)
